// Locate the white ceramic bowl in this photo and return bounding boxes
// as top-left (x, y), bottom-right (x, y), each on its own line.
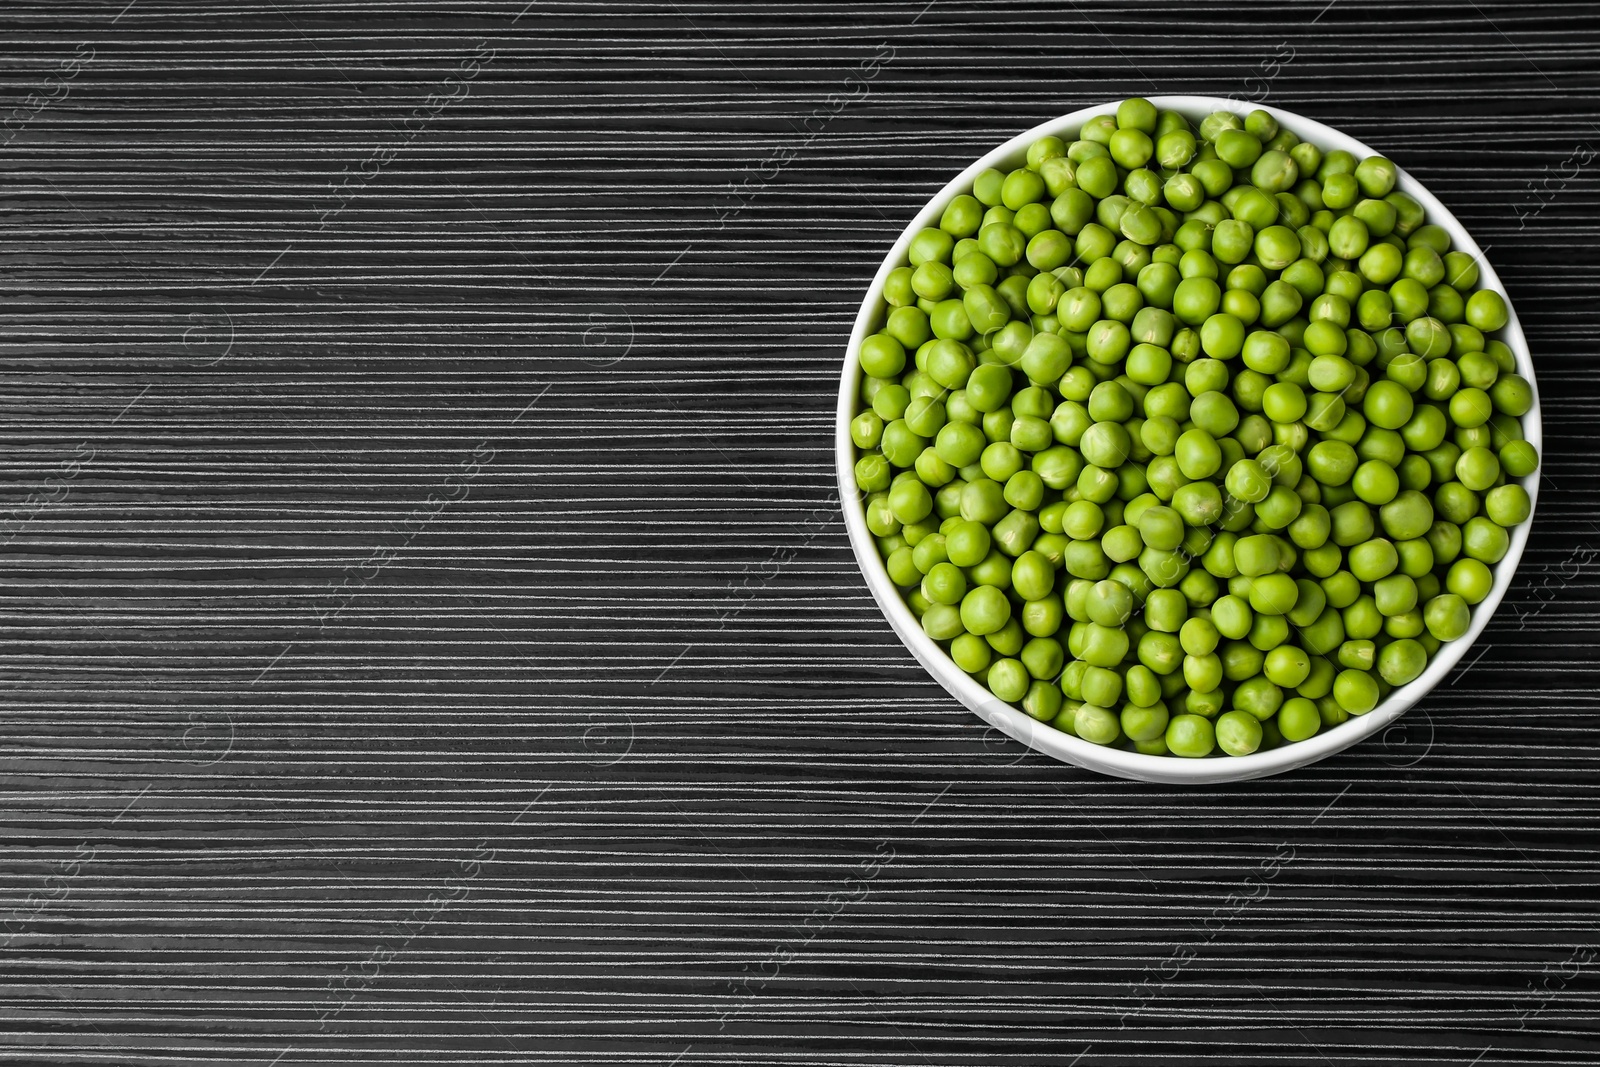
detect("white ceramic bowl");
top-left (837, 96), bottom-right (1541, 784)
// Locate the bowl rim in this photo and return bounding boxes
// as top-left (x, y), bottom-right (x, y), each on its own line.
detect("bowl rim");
top-left (835, 95), bottom-right (1541, 784)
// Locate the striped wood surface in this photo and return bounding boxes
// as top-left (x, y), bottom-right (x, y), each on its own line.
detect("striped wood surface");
top-left (2, 1), bottom-right (1599, 1063)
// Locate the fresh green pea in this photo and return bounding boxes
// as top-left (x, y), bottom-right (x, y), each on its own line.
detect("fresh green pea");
top-left (1121, 698), bottom-right (1170, 742)
top-left (1465, 289), bottom-right (1509, 332)
top-left (1485, 484), bottom-right (1531, 527)
top-left (1348, 537), bottom-right (1399, 582)
top-left (1377, 638), bottom-right (1427, 686)
top-left (1462, 515), bottom-right (1509, 564)
top-left (1212, 710), bottom-right (1260, 756)
top-left (1423, 592), bottom-right (1471, 641)
top-left (1499, 439), bottom-right (1539, 479)
top-left (1083, 579), bottom-right (1132, 628)
top-left (1331, 666), bottom-right (1380, 715)
top-left (1490, 373), bottom-right (1533, 417)
top-left (1359, 242), bottom-right (1404, 285)
top-left (958, 585), bottom-right (1011, 636)
top-left (1163, 713), bottom-right (1214, 757)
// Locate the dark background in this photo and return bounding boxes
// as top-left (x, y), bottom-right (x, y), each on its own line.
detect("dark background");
top-left (2, 1), bottom-right (1598, 1063)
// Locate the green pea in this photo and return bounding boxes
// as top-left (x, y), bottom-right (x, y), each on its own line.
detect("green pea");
top-left (1080, 664), bottom-right (1124, 710)
top-left (1173, 276), bottom-right (1223, 325)
top-left (973, 167), bottom-right (1012, 206)
top-left (1421, 592), bottom-right (1471, 641)
top-left (983, 657), bottom-right (1027, 702)
top-left (1184, 685), bottom-right (1227, 719)
top-left (991, 508), bottom-right (1039, 558)
top-left (1156, 128), bottom-right (1199, 170)
top-left (1297, 224), bottom-right (1330, 264)
top-left (1441, 555), bottom-right (1492, 605)
top-left (1057, 500), bottom-right (1101, 541)
top-left (934, 481), bottom-right (967, 521)
top-left (1338, 638), bottom-right (1375, 671)
top-left (1267, 697), bottom-right (1317, 742)
top-left (851, 410), bottom-right (886, 450)
top-left (1371, 571), bottom-right (1417, 616)
top-left (1013, 634), bottom-right (1061, 682)
top-left (1017, 588), bottom-right (1061, 639)
top-left (1292, 598), bottom-right (1341, 656)
top-left (941, 518), bottom-right (988, 567)
top-left (1499, 440), bottom-right (1539, 479)
top-left (997, 168), bottom-right (1044, 211)
top-left (1348, 538), bottom-right (1399, 582)
top-left (856, 452), bottom-right (893, 492)
top-left (1245, 572), bottom-right (1299, 616)
top-left (1085, 579), bottom-right (1134, 627)
top-left (1351, 460), bottom-right (1399, 505)
top-left (1078, 621), bottom-right (1128, 668)
top-left (970, 548), bottom-right (1014, 593)
top-left (1255, 484), bottom-right (1304, 530)
top-left (860, 332), bottom-right (909, 379)
top-left (1393, 536), bottom-right (1435, 579)
top-left (1260, 643), bottom-right (1309, 688)
top-left (978, 221), bottom-right (1028, 268)
top-left (1201, 313), bottom-right (1247, 360)
top-left (1375, 489), bottom-right (1434, 542)
top-left (938, 195), bottom-right (989, 240)
top-left (908, 227), bottom-right (956, 267)
top-left (1164, 482), bottom-right (1220, 530)
top-left (1485, 484), bottom-right (1531, 527)
top-left (1171, 428), bottom-right (1220, 481)
top-left (1009, 415), bottom-right (1052, 455)
top-left (1363, 380), bottom-right (1414, 430)
top-left (1376, 638), bottom-right (1427, 686)
top-left (1429, 284), bottom-right (1465, 324)
top-left (1019, 331), bottom-right (1072, 387)
top-left (1083, 255), bottom-right (1123, 292)
top-left (1230, 674), bottom-right (1280, 720)
top-left (1124, 505), bottom-right (1180, 555)
top-left (1327, 500), bottom-right (1372, 547)
top-left (1285, 502), bottom-right (1330, 549)
top-left (1021, 679), bottom-right (1063, 721)
top-left (1209, 594), bottom-right (1252, 641)
top-left (1359, 242), bottom-right (1404, 285)
top-left (1433, 483), bottom-right (1478, 527)
top-left (1121, 664), bottom-right (1161, 708)
top-left (923, 557), bottom-right (973, 606)
top-left (1353, 155), bottom-right (1398, 198)
top-left (1221, 458), bottom-right (1270, 504)
top-left (1177, 619), bottom-right (1218, 660)
top-left (1448, 445), bottom-right (1497, 493)
top-left (1490, 373), bottom-right (1533, 417)
top-left (1306, 440), bottom-right (1357, 486)
top-left (1191, 391), bottom-right (1241, 437)
top-left (1166, 713), bottom-right (1216, 757)
top-left (1211, 709), bottom-right (1260, 756)
top-left (958, 584), bottom-right (1011, 636)
top-left (1118, 697), bottom-right (1168, 742)
top-left (1332, 667), bottom-right (1380, 715)
top-left (1138, 630), bottom-right (1184, 676)
top-left (1465, 289), bottom-right (1509, 331)
top-left (1099, 524), bottom-right (1143, 565)
top-left (920, 602), bottom-right (964, 640)
top-left (1462, 515), bottom-right (1509, 564)
top-left (1259, 279), bottom-right (1304, 329)
top-left (1010, 550), bottom-right (1054, 602)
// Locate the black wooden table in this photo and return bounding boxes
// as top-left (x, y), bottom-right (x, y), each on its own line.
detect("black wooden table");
top-left (3, 2), bottom-right (1598, 1063)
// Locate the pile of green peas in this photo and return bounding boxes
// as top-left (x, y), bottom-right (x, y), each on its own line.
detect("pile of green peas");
top-left (851, 98), bottom-right (1539, 759)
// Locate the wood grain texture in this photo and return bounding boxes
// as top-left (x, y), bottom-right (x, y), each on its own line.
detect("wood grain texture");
top-left (1, 1), bottom-right (1599, 1063)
